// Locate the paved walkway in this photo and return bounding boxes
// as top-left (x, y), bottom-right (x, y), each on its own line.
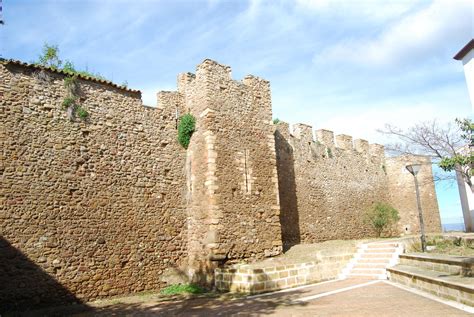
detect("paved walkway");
top-left (71, 278), bottom-right (473, 316)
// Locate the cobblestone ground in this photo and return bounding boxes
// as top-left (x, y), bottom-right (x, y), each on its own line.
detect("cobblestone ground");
top-left (56, 278), bottom-right (471, 317)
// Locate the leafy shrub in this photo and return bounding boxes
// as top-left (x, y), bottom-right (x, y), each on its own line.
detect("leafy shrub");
top-left (76, 106), bottom-right (89, 119)
top-left (38, 43), bottom-right (62, 69)
top-left (273, 118), bottom-right (280, 124)
top-left (64, 75), bottom-right (78, 94)
top-left (365, 202), bottom-right (400, 237)
top-left (160, 284), bottom-right (205, 295)
top-left (62, 96), bottom-right (76, 109)
top-left (178, 113), bottom-right (196, 149)
top-left (62, 60), bottom-right (77, 74)
top-left (37, 43), bottom-right (109, 81)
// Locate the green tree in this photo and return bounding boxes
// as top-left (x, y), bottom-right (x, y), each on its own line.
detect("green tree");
top-left (38, 43), bottom-right (62, 69)
top-left (439, 118), bottom-right (473, 192)
top-left (365, 203), bottom-right (400, 237)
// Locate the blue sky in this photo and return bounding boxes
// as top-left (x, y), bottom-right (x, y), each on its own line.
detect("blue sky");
top-left (1, 0), bottom-right (472, 225)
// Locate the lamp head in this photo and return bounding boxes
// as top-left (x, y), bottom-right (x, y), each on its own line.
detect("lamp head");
top-left (406, 164), bottom-right (421, 176)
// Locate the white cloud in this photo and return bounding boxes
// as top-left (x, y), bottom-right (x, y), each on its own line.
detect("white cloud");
top-left (295, 0), bottom-right (422, 21)
top-left (271, 76), bottom-right (472, 145)
top-left (319, 104), bottom-right (437, 143)
top-left (312, 0), bottom-right (473, 69)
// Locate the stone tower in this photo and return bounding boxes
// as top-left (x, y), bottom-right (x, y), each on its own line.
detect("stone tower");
top-left (178, 60), bottom-right (283, 282)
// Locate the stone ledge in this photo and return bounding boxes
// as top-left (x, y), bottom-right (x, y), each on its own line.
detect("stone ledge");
top-left (387, 265), bottom-right (474, 293)
top-left (388, 265), bottom-right (474, 307)
top-left (400, 253), bottom-right (474, 276)
top-left (400, 253), bottom-right (474, 265)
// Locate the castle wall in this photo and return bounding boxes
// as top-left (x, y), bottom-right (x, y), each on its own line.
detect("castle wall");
top-left (180, 60), bottom-right (282, 282)
top-left (385, 155), bottom-right (441, 234)
top-left (275, 123), bottom-right (389, 248)
top-left (0, 62), bottom-right (188, 309)
top-left (0, 59), bottom-right (442, 311)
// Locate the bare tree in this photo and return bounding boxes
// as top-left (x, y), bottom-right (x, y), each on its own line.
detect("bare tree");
top-left (379, 119), bottom-right (473, 192)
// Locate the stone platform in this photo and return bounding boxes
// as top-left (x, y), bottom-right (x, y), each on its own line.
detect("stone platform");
top-left (388, 253), bottom-right (474, 307)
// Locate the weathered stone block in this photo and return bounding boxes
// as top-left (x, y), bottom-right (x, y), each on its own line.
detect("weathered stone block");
top-left (354, 139), bottom-right (369, 154)
top-left (335, 134), bottom-right (353, 150)
top-left (293, 124), bottom-right (314, 144)
top-left (316, 129), bottom-right (334, 147)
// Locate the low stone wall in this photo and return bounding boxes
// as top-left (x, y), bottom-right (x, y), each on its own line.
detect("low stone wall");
top-left (215, 254), bottom-right (352, 294)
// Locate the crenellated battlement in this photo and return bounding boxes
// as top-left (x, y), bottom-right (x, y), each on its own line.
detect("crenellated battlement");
top-left (276, 121), bottom-right (385, 158)
top-left (335, 134), bottom-right (353, 150)
top-left (293, 123), bottom-right (314, 144)
top-left (197, 58), bottom-right (232, 82)
top-left (316, 129), bottom-right (335, 148)
top-left (177, 72), bottom-right (196, 94)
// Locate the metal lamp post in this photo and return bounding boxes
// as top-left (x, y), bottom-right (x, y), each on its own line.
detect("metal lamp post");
top-left (406, 164), bottom-right (426, 252)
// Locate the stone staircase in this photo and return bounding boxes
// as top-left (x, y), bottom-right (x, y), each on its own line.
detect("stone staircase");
top-left (339, 241), bottom-right (404, 280)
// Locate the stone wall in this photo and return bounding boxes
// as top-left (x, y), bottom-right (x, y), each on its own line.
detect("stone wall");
top-left (275, 122), bottom-right (441, 249)
top-left (0, 61), bottom-right (188, 310)
top-left (275, 122), bottom-right (390, 248)
top-left (385, 155), bottom-right (441, 234)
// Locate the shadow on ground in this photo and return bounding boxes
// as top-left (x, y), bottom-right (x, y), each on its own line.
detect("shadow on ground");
top-left (74, 289), bottom-right (311, 317)
top-left (0, 237), bottom-right (82, 315)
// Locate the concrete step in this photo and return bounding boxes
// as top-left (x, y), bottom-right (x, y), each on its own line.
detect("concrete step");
top-left (347, 273), bottom-right (387, 280)
top-left (357, 258), bottom-right (391, 264)
top-left (387, 265), bottom-right (474, 307)
top-left (353, 263), bottom-right (387, 269)
top-left (360, 253), bottom-right (393, 259)
top-left (367, 243), bottom-right (399, 248)
top-left (363, 248), bottom-right (397, 253)
top-left (351, 268), bottom-right (386, 275)
top-left (339, 241), bottom-right (402, 280)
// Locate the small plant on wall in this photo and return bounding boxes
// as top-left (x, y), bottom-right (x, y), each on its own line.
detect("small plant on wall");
top-left (365, 202), bottom-right (400, 237)
top-left (63, 75), bottom-right (88, 121)
top-left (178, 113), bottom-right (196, 149)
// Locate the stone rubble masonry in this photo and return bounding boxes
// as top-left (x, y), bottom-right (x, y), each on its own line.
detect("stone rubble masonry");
top-left (275, 122), bottom-right (441, 249)
top-left (385, 155), bottom-right (441, 235)
top-left (0, 61), bottom-right (189, 310)
top-left (0, 59), bottom-right (441, 310)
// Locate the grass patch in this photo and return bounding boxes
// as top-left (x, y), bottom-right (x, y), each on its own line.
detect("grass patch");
top-left (409, 235), bottom-right (474, 256)
top-left (160, 284), bottom-right (206, 296)
top-left (76, 106), bottom-right (89, 119)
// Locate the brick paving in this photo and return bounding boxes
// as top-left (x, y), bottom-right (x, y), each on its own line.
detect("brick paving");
top-left (67, 278), bottom-right (472, 316)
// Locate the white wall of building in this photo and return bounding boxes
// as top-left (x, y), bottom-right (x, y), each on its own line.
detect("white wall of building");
top-left (461, 49), bottom-right (474, 111)
top-left (456, 43), bottom-right (474, 232)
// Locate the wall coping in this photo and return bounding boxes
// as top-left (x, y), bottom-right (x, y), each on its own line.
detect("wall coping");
top-left (1, 58), bottom-right (141, 95)
top-left (400, 253), bottom-right (474, 267)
